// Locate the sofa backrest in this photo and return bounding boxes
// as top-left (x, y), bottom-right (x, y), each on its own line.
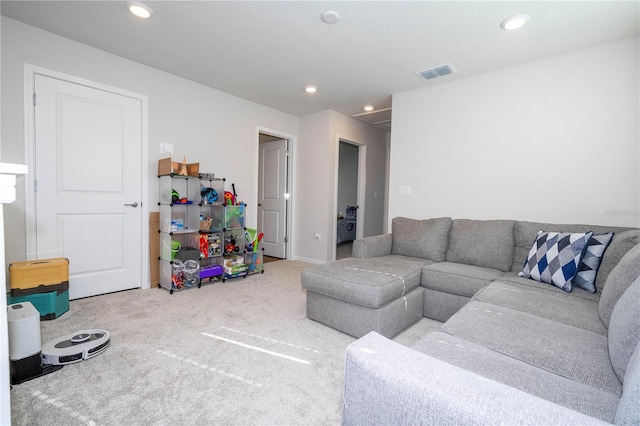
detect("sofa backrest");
top-left (599, 243), bottom-right (640, 328)
top-left (391, 217), bottom-right (451, 262)
top-left (615, 340), bottom-right (640, 424)
top-left (445, 219), bottom-right (515, 272)
top-left (595, 229), bottom-right (640, 294)
top-left (608, 275), bottom-right (640, 383)
top-left (511, 221), bottom-right (635, 289)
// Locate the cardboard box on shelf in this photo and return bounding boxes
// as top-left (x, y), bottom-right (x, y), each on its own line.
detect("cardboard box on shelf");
top-left (158, 158), bottom-right (199, 176)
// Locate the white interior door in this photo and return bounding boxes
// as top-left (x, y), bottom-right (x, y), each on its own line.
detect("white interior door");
top-left (34, 74), bottom-right (143, 299)
top-left (258, 139), bottom-right (287, 258)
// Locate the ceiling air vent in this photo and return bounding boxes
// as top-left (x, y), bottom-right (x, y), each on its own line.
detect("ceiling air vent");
top-left (416, 63), bottom-right (456, 81)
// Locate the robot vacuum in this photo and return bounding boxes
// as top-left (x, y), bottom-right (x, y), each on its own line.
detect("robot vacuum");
top-left (42, 329), bottom-right (111, 366)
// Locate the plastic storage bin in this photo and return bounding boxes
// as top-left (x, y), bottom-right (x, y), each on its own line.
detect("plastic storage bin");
top-left (244, 249), bottom-right (264, 275)
top-left (224, 205), bottom-right (245, 229)
top-left (9, 258), bottom-right (69, 294)
top-left (7, 288), bottom-right (69, 320)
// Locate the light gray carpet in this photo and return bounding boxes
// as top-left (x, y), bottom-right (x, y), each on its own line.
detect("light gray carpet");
top-left (10, 260), bottom-right (442, 425)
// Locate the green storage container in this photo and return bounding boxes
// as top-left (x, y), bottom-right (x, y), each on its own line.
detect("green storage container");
top-left (7, 288), bottom-right (69, 320)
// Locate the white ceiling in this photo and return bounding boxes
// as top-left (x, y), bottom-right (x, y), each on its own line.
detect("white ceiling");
top-left (2, 1), bottom-right (638, 129)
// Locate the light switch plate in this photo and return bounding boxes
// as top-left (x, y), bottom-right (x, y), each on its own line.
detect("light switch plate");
top-left (160, 143), bottom-right (174, 154)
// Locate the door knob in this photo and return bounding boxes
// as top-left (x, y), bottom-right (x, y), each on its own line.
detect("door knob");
top-left (124, 202), bottom-right (139, 208)
top-left (258, 203), bottom-right (262, 207)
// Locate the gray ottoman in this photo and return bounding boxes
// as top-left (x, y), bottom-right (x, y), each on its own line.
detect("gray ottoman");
top-left (301, 256), bottom-right (428, 338)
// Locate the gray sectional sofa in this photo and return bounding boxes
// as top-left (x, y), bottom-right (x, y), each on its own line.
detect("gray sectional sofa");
top-left (300, 217), bottom-right (640, 424)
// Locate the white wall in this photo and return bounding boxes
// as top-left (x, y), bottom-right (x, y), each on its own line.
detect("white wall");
top-left (389, 37), bottom-right (640, 228)
top-left (295, 110), bottom-right (388, 263)
top-left (1, 17), bottom-right (298, 269)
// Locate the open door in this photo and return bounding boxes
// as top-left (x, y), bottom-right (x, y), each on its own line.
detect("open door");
top-left (336, 140), bottom-right (362, 260)
top-left (257, 135), bottom-right (288, 258)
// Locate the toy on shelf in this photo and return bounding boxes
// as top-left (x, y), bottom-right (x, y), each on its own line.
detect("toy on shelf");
top-left (171, 240), bottom-right (181, 259)
top-left (224, 191), bottom-right (235, 206)
top-left (201, 187), bottom-right (218, 204)
top-left (224, 235), bottom-right (240, 255)
top-left (182, 260), bottom-right (200, 287)
top-left (199, 264), bottom-right (223, 284)
top-left (199, 235), bottom-right (209, 258)
top-left (208, 233), bottom-right (222, 257)
top-left (223, 256), bottom-right (248, 279)
top-left (170, 189), bottom-right (192, 205)
top-left (171, 260), bottom-right (185, 289)
top-left (245, 251), bottom-right (264, 274)
top-left (244, 228), bottom-right (264, 252)
top-left (223, 183), bottom-right (244, 206)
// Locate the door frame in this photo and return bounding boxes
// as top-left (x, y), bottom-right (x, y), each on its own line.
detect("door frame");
top-left (333, 136), bottom-right (366, 260)
top-left (23, 64), bottom-right (151, 289)
top-left (255, 127), bottom-right (295, 260)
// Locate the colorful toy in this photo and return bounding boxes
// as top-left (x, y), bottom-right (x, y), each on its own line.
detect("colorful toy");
top-left (254, 232), bottom-right (264, 252)
top-left (224, 236), bottom-right (240, 254)
top-left (199, 235), bottom-right (209, 258)
top-left (171, 260), bottom-right (185, 289)
top-left (224, 191), bottom-right (235, 206)
top-left (182, 260), bottom-right (200, 287)
top-left (208, 233), bottom-right (221, 257)
top-left (243, 228), bottom-right (263, 252)
top-left (171, 189), bottom-right (180, 203)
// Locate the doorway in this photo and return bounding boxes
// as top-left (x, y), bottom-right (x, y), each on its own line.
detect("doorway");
top-left (257, 131), bottom-right (292, 260)
top-left (336, 140), bottom-right (363, 260)
top-left (25, 66), bottom-right (149, 299)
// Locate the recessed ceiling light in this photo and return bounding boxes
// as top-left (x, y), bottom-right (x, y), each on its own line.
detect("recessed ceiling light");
top-left (363, 105), bottom-right (374, 112)
top-left (126, 1), bottom-right (153, 18)
top-left (500, 14), bottom-right (529, 30)
top-left (305, 86), bottom-right (317, 93)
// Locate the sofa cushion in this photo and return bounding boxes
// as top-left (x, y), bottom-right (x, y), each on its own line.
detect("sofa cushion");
top-left (301, 256), bottom-right (428, 309)
top-left (511, 221), bottom-right (634, 277)
top-left (391, 217), bottom-right (451, 262)
top-left (518, 230), bottom-right (593, 292)
top-left (442, 300), bottom-right (622, 395)
top-left (445, 219), bottom-right (515, 272)
top-left (595, 229), bottom-right (640, 294)
top-left (599, 243), bottom-right (640, 328)
top-left (474, 281), bottom-right (606, 335)
top-left (499, 272), bottom-right (600, 302)
top-left (574, 232), bottom-right (614, 293)
top-left (608, 276), bottom-right (640, 382)
top-left (421, 262), bottom-right (503, 298)
top-left (615, 341), bottom-right (640, 424)
top-left (352, 233), bottom-right (392, 259)
top-left (413, 332), bottom-right (619, 422)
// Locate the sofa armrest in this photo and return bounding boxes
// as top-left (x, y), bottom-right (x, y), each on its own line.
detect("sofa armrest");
top-left (343, 332), bottom-right (609, 426)
top-left (352, 234), bottom-right (392, 259)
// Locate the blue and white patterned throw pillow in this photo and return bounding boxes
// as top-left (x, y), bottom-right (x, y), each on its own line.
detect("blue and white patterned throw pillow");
top-left (573, 232), bottom-right (614, 293)
top-left (519, 230), bottom-right (593, 292)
